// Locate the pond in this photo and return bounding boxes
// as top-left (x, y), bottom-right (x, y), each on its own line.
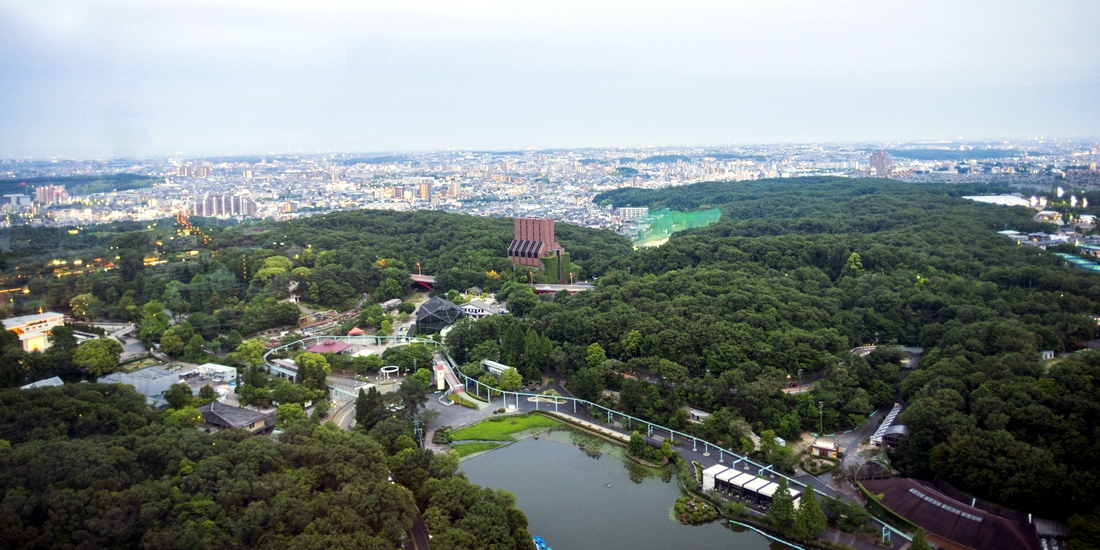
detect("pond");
top-left (460, 426), bottom-right (779, 550)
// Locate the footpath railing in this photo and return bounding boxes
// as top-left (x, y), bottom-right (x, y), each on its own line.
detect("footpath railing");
top-left (442, 351), bottom-right (911, 544)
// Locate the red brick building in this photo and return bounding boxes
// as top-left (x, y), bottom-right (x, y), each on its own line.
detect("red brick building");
top-left (508, 218), bottom-right (564, 268)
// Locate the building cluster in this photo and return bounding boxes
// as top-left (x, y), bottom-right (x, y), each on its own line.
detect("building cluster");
top-left (0, 139), bottom-right (1097, 234)
top-left (187, 193), bottom-right (258, 217)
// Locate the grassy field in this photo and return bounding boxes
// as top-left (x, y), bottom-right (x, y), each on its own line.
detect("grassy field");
top-left (453, 442), bottom-right (501, 457)
top-left (450, 414), bottom-right (561, 442)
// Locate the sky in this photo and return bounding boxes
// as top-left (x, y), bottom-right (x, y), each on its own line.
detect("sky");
top-left (1, 0), bottom-right (1098, 158)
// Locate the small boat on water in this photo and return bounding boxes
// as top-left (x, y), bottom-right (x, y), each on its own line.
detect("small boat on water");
top-left (532, 535), bottom-right (552, 550)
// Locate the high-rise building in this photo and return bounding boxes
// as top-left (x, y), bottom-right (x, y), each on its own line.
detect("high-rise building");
top-left (619, 207), bottom-right (649, 219)
top-left (189, 194), bottom-right (257, 218)
top-left (450, 180), bottom-right (460, 197)
top-left (419, 181), bottom-right (433, 200)
top-left (243, 170), bottom-right (253, 179)
top-left (508, 218), bottom-right (571, 282)
top-left (194, 166), bottom-right (211, 178)
top-left (509, 218), bottom-right (561, 267)
top-left (179, 165), bottom-right (191, 177)
top-left (869, 151), bottom-right (893, 177)
top-left (536, 180), bottom-right (545, 194)
top-left (34, 185), bottom-right (68, 205)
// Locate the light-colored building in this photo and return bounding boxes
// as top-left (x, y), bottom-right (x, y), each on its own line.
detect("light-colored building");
top-left (99, 367), bottom-right (179, 400)
top-left (460, 299), bottom-right (507, 319)
top-left (481, 359), bottom-right (510, 376)
top-left (195, 363), bottom-right (238, 384)
top-left (3, 311), bottom-right (65, 352)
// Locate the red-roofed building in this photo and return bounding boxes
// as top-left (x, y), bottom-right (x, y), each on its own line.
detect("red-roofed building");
top-left (305, 340), bottom-right (352, 355)
top-left (861, 478), bottom-right (1041, 550)
top-left (347, 327), bottom-right (365, 336)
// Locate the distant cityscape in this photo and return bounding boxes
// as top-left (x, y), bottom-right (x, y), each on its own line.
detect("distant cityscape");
top-left (1, 139), bottom-right (1098, 236)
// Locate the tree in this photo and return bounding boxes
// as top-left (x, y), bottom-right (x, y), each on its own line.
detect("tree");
top-left (845, 252), bottom-right (864, 277)
top-left (198, 384), bottom-right (217, 403)
top-left (585, 342), bottom-right (607, 371)
top-left (158, 329), bottom-right (183, 356)
top-left (395, 377), bottom-right (428, 419)
top-left (499, 367), bottom-right (523, 391)
top-left (628, 431), bottom-right (648, 458)
top-left (768, 478), bottom-right (795, 527)
top-left (234, 339), bottom-right (267, 369)
top-left (47, 325), bottom-right (78, 355)
top-left (69, 294), bottom-right (100, 319)
top-left (75, 338), bottom-right (124, 377)
top-left (356, 386), bottom-right (386, 431)
top-left (276, 402), bottom-right (308, 427)
top-left (412, 367), bottom-right (433, 387)
top-left (164, 382), bottom-right (195, 410)
top-left (1068, 508), bottom-right (1100, 550)
top-left (759, 429), bottom-right (777, 459)
top-left (621, 329), bottom-right (642, 358)
top-left (294, 352), bottom-right (331, 393)
top-left (793, 485), bottom-right (827, 538)
top-left (910, 529), bottom-right (931, 550)
top-left (506, 286), bottom-right (538, 317)
top-left (184, 333), bottom-right (205, 360)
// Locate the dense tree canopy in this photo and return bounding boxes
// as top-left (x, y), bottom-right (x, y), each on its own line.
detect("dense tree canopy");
top-left (0, 382), bottom-right (531, 550)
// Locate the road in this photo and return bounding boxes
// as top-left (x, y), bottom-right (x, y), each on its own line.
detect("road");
top-left (332, 400), bottom-right (356, 430)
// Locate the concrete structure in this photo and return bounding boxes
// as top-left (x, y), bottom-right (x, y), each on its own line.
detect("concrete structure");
top-left (195, 363), bottom-right (238, 384)
top-left (99, 367), bottom-right (178, 400)
top-left (3, 311), bottom-right (65, 352)
top-left (508, 217), bottom-right (565, 268)
top-left (619, 207), bottom-right (649, 219)
top-left (434, 363), bottom-right (446, 390)
top-left (869, 150), bottom-right (893, 177)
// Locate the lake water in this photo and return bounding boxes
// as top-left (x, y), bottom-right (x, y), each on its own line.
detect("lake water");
top-left (460, 427), bottom-right (777, 550)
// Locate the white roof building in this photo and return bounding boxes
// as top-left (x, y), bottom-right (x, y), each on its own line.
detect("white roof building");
top-left (3, 311), bottom-right (65, 352)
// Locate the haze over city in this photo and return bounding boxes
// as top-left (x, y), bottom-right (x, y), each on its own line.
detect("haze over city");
top-left (2, 0), bottom-right (1098, 158)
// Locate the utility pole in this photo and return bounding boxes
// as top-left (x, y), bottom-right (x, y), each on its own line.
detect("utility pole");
top-left (797, 368), bottom-right (803, 393)
top-left (818, 401), bottom-right (824, 435)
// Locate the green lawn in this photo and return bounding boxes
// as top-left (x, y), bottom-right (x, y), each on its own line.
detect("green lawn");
top-left (453, 442), bottom-right (501, 457)
top-left (450, 414), bottom-right (561, 442)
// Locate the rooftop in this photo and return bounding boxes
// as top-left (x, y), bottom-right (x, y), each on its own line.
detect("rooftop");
top-left (3, 311), bottom-right (64, 329)
top-left (198, 401), bottom-right (272, 430)
top-left (305, 340), bottom-right (352, 354)
top-left (862, 478), bottom-right (1040, 550)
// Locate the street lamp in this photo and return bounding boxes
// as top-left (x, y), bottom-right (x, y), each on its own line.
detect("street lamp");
top-left (416, 262), bottom-right (421, 276)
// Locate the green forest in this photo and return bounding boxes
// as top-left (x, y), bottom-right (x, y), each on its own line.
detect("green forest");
top-left (2, 176), bottom-right (1099, 532)
top-left (0, 379), bottom-right (532, 549)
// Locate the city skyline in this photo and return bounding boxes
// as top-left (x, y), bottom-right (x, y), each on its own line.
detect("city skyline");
top-left (2, 1), bottom-right (1098, 158)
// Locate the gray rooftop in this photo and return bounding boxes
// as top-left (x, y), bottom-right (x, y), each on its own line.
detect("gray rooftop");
top-left (3, 311), bottom-right (64, 329)
top-left (21, 376), bottom-right (63, 390)
top-left (198, 401), bottom-right (272, 429)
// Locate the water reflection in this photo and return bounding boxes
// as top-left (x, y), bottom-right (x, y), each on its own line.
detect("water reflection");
top-left (462, 425), bottom-right (773, 550)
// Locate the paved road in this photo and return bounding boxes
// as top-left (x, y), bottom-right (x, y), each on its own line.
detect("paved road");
top-left (332, 400), bottom-right (356, 430)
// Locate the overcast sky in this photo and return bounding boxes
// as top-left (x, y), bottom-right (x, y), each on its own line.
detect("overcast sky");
top-left (1, 1), bottom-right (1098, 158)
